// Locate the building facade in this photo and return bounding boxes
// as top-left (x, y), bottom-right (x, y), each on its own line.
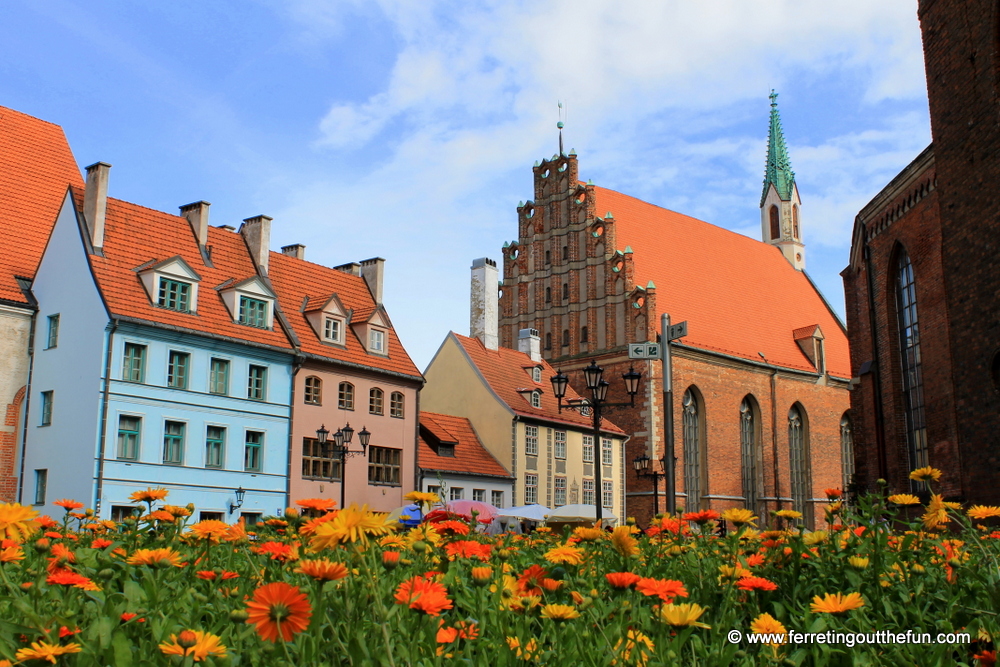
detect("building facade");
top-left (418, 412), bottom-right (513, 508)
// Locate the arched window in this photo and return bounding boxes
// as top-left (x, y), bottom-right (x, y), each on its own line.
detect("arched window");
top-left (338, 382), bottom-right (354, 410)
top-left (304, 376), bottom-right (322, 405)
top-left (390, 392), bottom-right (405, 418)
top-left (562, 329), bottom-right (569, 347)
top-left (740, 397), bottom-right (760, 513)
top-left (580, 326), bottom-right (588, 343)
top-left (562, 283), bottom-right (569, 301)
top-left (769, 205), bottom-right (781, 240)
top-left (792, 205), bottom-right (799, 239)
top-left (840, 412), bottom-right (855, 494)
top-left (682, 387), bottom-right (705, 511)
top-left (788, 404), bottom-right (813, 527)
top-left (369, 388), bottom-right (384, 415)
top-left (545, 333), bottom-right (552, 350)
top-left (530, 390), bottom-right (541, 408)
top-left (895, 248), bottom-right (929, 486)
top-left (545, 286), bottom-right (552, 303)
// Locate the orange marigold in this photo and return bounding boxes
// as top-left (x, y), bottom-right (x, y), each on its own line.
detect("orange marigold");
top-left (635, 577), bottom-right (688, 603)
top-left (53, 499), bottom-right (85, 512)
top-left (810, 592), bottom-right (865, 614)
top-left (444, 540), bottom-right (492, 561)
top-left (683, 509), bottom-right (721, 524)
top-left (394, 575), bottom-right (453, 616)
top-left (46, 569), bottom-right (100, 591)
top-left (126, 547), bottom-right (184, 568)
top-left (736, 576), bottom-right (778, 592)
top-left (158, 629), bottom-right (227, 661)
top-left (544, 544), bottom-right (584, 566)
top-left (296, 559), bottom-right (349, 582)
top-left (16, 641), bottom-right (82, 664)
top-left (0, 503), bottom-right (40, 542)
top-left (129, 487), bottom-right (169, 503)
top-left (296, 498), bottom-right (337, 513)
top-left (246, 582), bottom-right (313, 642)
top-left (605, 571), bottom-right (642, 589)
top-left (186, 520), bottom-right (231, 543)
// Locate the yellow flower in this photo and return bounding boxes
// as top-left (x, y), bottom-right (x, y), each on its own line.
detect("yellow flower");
top-left (721, 508), bottom-right (757, 527)
top-left (0, 503), bottom-right (40, 542)
top-left (775, 510), bottom-right (802, 520)
top-left (540, 604), bottom-right (580, 620)
top-left (405, 524), bottom-right (442, 548)
top-left (609, 526), bottom-right (639, 557)
top-left (310, 504), bottom-right (391, 550)
top-left (922, 494), bottom-right (960, 530)
top-left (506, 636), bottom-right (541, 661)
top-left (126, 548), bottom-right (184, 567)
top-left (403, 490), bottom-right (440, 509)
top-left (659, 602), bottom-right (710, 628)
top-left (186, 520), bottom-right (231, 543)
top-left (717, 564), bottom-right (752, 582)
top-left (803, 530), bottom-right (828, 546)
top-left (159, 630), bottom-right (227, 662)
top-left (888, 494), bottom-right (921, 505)
top-left (968, 506), bottom-right (1000, 520)
top-left (572, 526), bottom-right (604, 541)
top-left (749, 612), bottom-right (787, 644)
top-left (544, 544), bottom-right (584, 566)
top-left (129, 487), bottom-right (169, 503)
top-left (16, 641), bottom-right (82, 663)
top-left (612, 629), bottom-right (655, 666)
top-left (848, 556), bottom-right (870, 570)
top-left (810, 592), bottom-right (864, 614)
top-left (909, 466), bottom-right (942, 482)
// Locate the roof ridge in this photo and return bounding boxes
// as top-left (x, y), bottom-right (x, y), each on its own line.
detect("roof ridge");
top-left (0, 105), bottom-right (67, 130)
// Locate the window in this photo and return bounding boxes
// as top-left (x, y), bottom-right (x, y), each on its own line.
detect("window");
top-left (123, 343), bottom-right (146, 382)
top-left (209, 358), bottom-right (229, 395)
top-left (788, 404), bottom-right (813, 527)
top-left (40, 391), bottom-right (53, 426)
top-left (46, 314), bottom-right (59, 349)
top-left (545, 250), bottom-right (551, 264)
top-left (683, 388), bottom-right (703, 511)
top-left (583, 435), bottom-right (594, 463)
top-left (530, 391), bottom-right (541, 408)
top-left (427, 485), bottom-right (441, 496)
top-left (241, 512), bottom-right (262, 526)
top-left (545, 287), bottom-right (552, 303)
top-left (582, 479), bottom-right (595, 505)
top-left (602, 480), bottom-right (613, 508)
top-left (34, 470), bottom-right (47, 505)
top-left (302, 437), bottom-right (341, 480)
top-left (370, 388), bottom-right (384, 415)
top-left (580, 326), bottom-right (588, 343)
top-left (247, 365), bottom-right (267, 401)
top-left (338, 382), bottom-right (355, 410)
top-left (740, 397), bottom-right (758, 513)
top-left (792, 205), bottom-right (799, 239)
top-left (895, 249), bottom-right (929, 488)
top-left (239, 296), bottom-right (269, 328)
top-left (562, 329), bottom-right (569, 347)
top-left (525, 425), bottom-right (538, 455)
top-left (524, 474), bottom-right (538, 504)
top-left (554, 477), bottom-right (567, 506)
top-left (601, 437), bottom-right (613, 466)
top-left (200, 511), bottom-right (224, 522)
top-left (491, 490), bottom-right (504, 508)
top-left (205, 426), bottom-right (225, 468)
top-left (158, 278), bottom-right (191, 312)
top-left (473, 489), bottom-right (485, 502)
top-left (167, 351), bottom-right (189, 389)
top-left (769, 205), bottom-right (780, 240)
top-left (545, 333), bottom-right (552, 350)
top-left (840, 413), bottom-right (855, 493)
top-left (450, 487), bottom-right (465, 501)
top-left (554, 431), bottom-right (566, 459)
top-left (324, 317), bottom-right (342, 343)
top-left (245, 431), bottom-right (263, 472)
top-left (304, 376), bottom-right (322, 405)
top-left (531, 367), bottom-right (542, 383)
top-left (370, 329), bottom-right (385, 353)
top-left (562, 246), bottom-right (569, 261)
top-left (390, 392), bottom-right (405, 418)
top-left (368, 446), bottom-right (401, 485)
top-left (162, 421), bottom-right (185, 464)
top-left (117, 415), bottom-right (141, 460)
top-left (111, 505), bottom-right (137, 522)
top-left (562, 283), bottom-right (569, 301)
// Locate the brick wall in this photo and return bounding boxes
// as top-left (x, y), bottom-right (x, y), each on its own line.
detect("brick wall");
top-left (0, 386), bottom-right (25, 502)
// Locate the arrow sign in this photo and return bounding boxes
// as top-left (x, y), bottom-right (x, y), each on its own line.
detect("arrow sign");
top-left (628, 343), bottom-right (661, 359)
top-left (668, 321), bottom-right (688, 341)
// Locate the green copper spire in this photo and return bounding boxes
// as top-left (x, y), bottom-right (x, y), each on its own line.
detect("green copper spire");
top-left (760, 90), bottom-right (796, 207)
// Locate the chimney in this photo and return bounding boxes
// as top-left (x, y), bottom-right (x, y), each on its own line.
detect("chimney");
top-left (518, 328), bottom-right (541, 362)
top-left (333, 262), bottom-right (361, 276)
top-left (180, 201), bottom-right (211, 247)
top-left (360, 257), bottom-right (385, 304)
top-left (240, 215), bottom-right (273, 274)
top-left (83, 162), bottom-right (111, 251)
top-left (281, 244), bottom-right (306, 260)
top-left (470, 257), bottom-right (499, 351)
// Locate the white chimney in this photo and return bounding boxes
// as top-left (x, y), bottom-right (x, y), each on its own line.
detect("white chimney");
top-left (471, 257), bottom-right (499, 350)
top-left (240, 215), bottom-right (272, 274)
top-left (180, 201), bottom-right (211, 247)
top-left (281, 244), bottom-right (306, 260)
top-left (83, 162), bottom-right (111, 251)
top-left (360, 257), bottom-right (385, 303)
top-left (517, 328), bottom-right (541, 362)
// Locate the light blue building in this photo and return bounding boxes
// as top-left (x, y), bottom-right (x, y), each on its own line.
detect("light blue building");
top-left (21, 165), bottom-right (295, 522)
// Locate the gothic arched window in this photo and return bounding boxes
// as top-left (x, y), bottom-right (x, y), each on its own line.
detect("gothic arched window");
top-left (769, 205), bottom-right (781, 240)
top-left (840, 412), bottom-right (855, 494)
top-left (895, 248), bottom-right (928, 487)
top-left (792, 205), bottom-right (799, 239)
top-left (740, 397), bottom-right (759, 513)
top-left (682, 387), bottom-right (704, 511)
top-left (788, 404), bottom-right (813, 527)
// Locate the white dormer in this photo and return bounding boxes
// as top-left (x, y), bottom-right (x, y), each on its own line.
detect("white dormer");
top-left (137, 256), bottom-right (202, 313)
top-left (304, 293), bottom-right (350, 346)
top-left (218, 276), bottom-right (277, 329)
top-left (351, 305), bottom-right (391, 356)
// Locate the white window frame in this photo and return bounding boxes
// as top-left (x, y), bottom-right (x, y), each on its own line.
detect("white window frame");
top-left (524, 474), bottom-right (538, 504)
top-left (601, 437), bottom-right (613, 466)
top-left (370, 328), bottom-right (386, 354)
top-left (525, 425), bottom-right (538, 456)
top-left (554, 476), bottom-right (567, 506)
top-left (323, 317), bottom-right (343, 343)
top-left (582, 479), bottom-right (595, 505)
top-left (491, 490), bottom-right (504, 508)
top-left (530, 390), bottom-right (541, 408)
top-left (582, 435), bottom-right (594, 463)
top-left (554, 431), bottom-right (567, 459)
top-left (450, 487), bottom-right (465, 501)
top-left (602, 480), bottom-right (613, 508)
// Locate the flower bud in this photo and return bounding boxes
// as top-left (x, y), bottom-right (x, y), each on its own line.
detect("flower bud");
top-left (230, 609), bottom-right (249, 623)
top-left (411, 540), bottom-right (428, 553)
top-left (34, 539), bottom-right (50, 553)
top-left (178, 630), bottom-right (198, 649)
top-left (382, 550), bottom-right (401, 569)
top-left (471, 566), bottom-right (492, 586)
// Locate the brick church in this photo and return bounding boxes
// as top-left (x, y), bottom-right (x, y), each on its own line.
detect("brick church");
top-left (498, 99), bottom-right (851, 527)
top-left (843, 0), bottom-right (1000, 503)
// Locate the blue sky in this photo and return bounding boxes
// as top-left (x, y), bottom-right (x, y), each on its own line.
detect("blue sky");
top-left (2, 1), bottom-right (931, 370)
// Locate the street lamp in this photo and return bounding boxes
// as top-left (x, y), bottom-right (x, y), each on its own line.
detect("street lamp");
top-left (317, 423), bottom-right (371, 510)
top-left (229, 486), bottom-right (246, 515)
top-left (632, 454), bottom-right (665, 521)
top-left (551, 361), bottom-right (642, 525)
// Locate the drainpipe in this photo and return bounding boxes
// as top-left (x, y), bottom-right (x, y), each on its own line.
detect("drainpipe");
top-left (414, 388), bottom-right (422, 494)
top-left (287, 355), bottom-right (304, 512)
top-left (94, 318), bottom-right (119, 515)
top-left (15, 311), bottom-right (38, 504)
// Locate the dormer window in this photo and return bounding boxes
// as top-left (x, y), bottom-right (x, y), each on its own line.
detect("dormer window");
top-left (219, 276), bottom-right (276, 329)
top-left (158, 278), bottom-right (191, 312)
top-left (239, 296), bottom-right (269, 328)
top-left (530, 390), bottom-right (541, 408)
top-left (137, 256), bottom-right (201, 314)
top-left (370, 329), bottom-right (386, 354)
top-left (324, 317), bottom-right (343, 343)
top-left (531, 366), bottom-right (542, 383)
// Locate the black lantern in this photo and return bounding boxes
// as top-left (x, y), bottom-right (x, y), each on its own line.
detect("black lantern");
top-left (633, 454), bottom-right (651, 474)
top-left (550, 369), bottom-right (569, 400)
top-left (340, 423), bottom-right (354, 445)
top-left (583, 360), bottom-right (603, 391)
top-left (229, 486), bottom-right (246, 514)
top-left (358, 426), bottom-right (371, 452)
top-left (333, 428), bottom-right (345, 448)
top-left (622, 366), bottom-right (642, 397)
top-left (595, 379), bottom-right (610, 403)
top-left (316, 424), bottom-right (329, 445)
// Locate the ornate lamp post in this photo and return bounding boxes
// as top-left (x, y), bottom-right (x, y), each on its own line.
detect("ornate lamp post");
top-left (228, 486), bottom-right (246, 515)
top-left (631, 454), bottom-right (665, 521)
top-left (317, 423), bottom-right (371, 510)
top-left (551, 361), bottom-right (642, 525)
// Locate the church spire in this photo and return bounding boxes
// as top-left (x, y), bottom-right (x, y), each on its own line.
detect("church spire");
top-left (761, 90), bottom-right (796, 207)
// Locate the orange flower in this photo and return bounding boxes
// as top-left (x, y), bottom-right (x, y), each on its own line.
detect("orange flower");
top-left (121, 612), bottom-right (143, 623)
top-left (470, 566), bottom-right (492, 584)
top-left (158, 629), bottom-right (227, 661)
top-left (16, 641), bottom-right (82, 663)
top-left (444, 540), bottom-right (492, 561)
top-left (437, 619), bottom-right (479, 644)
top-left (187, 520), bottom-right (231, 543)
top-left (433, 520), bottom-right (471, 536)
top-left (162, 505), bottom-right (192, 517)
top-left (126, 548), bottom-right (184, 567)
top-left (736, 576), bottom-right (778, 592)
top-left (394, 575), bottom-right (453, 616)
top-left (296, 559), bottom-right (349, 582)
top-left (91, 538), bottom-right (113, 550)
top-left (544, 544), bottom-right (585, 566)
top-left (129, 487), bottom-right (169, 503)
top-left (53, 499), bottom-right (84, 512)
top-left (382, 550), bottom-right (401, 569)
top-left (196, 570), bottom-right (239, 580)
top-left (516, 564), bottom-right (549, 596)
top-left (246, 582), bottom-right (313, 642)
top-left (824, 488), bottom-right (843, 500)
top-left (0, 503), bottom-right (40, 542)
top-left (605, 571), bottom-right (642, 589)
top-left (609, 526), bottom-right (639, 556)
top-left (144, 510), bottom-right (175, 523)
top-left (298, 512), bottom-right (338, 537)
top-left (745, 553), bottom-right (766, 567)
top-left (0, 546), bottom-right (24, 563)
top-left (810, 592), bottom-right (865, 614)
top-left (296, 498), bottom-right (337, 512)
top-left (253, 541), bottom-right (296, 561)
top-left (46, 569), bottom-right (100, 591)
top-left (683, 510), bottom-right (721, 524)
top-left (635, 577), bottom-right (688, 603)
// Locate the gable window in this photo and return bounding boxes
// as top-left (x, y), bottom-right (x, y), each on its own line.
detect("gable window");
top-left (46, 314), bottom-right (60, 349)
top-left (304, 376), bottom-right (322, 405)
top-left (338, 382), bottom-right (354, 410)
top-left (368, 446), bottom-right (401, 485)
top-left (123, 343), bottom-right (146, 383)
top-left (788, 404), bottom-right (813, 527)
top-left (530, 390), bottom-right (541, 408)
top-left (302, 437), bottom-right (341, 481)
top-left (895, 249), bottom-right (929, 488)
top-left (209, 358), bottom-right (229, 395)
top-left (117, 415), bottom-right (141, 460)
top-left (582, 435), bottom-right (594, 463)
top-left (370, 329), bottom-right (386, 353)
top-left (206, 426), bottom-right (225, 468)
top-left (34, 470), bottom-right (47, 505)
top-left (525, 425), bottom-right (538, 456)
top-left (167, 351), bottom-right (189, 389)
top-left (163, 421), bottom-right (185, 465)
top-left (370, 388), bottom-right (384, 415)
top-left (531, 366), bottom-right (542, 383)
top-left (247, 365), bottom-right (267, 401)
top-left (40, 391), bottom-right (53, 426)
top-left (769, 205), bottom-right (780, 240)
top-left (390, 392), bottom-right (405, 418)
top-left (554, 431), bottom-right (567, 459)
top-left (525, 474), bottom-right (538, 504)
top-left (324, 317), bottom-right (342, 343)
top-left (245, 431), bottom-right (263, 472)
top-left (554, 476), bottom-right (567, 506)
top-left (158, 278), bottom-right (191, 312)
top-left (239, 296), bottom-right (269, 328)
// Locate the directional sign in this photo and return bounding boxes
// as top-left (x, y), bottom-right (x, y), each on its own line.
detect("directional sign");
top-left (628, 343), bottom-right (662, 359)
top-left (668, 321), bottom-right (688, 341)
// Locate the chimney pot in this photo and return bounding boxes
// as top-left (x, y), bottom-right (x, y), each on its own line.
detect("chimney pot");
top-left (281, 244), bottom-right (306, 260)
top-left (83, 162), bottom-right (111, 251)
top-left (180, 201), bottom-right (211, 247)
top-left (240, 215), bottom-right (273, 274)
top-left (360, 257), bottom-right (385, 303)
top-left (470, 257), bottom-right (499, 350)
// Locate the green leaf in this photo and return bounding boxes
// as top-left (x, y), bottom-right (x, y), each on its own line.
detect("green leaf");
top-left (112, 631), bottom-right (133, 667)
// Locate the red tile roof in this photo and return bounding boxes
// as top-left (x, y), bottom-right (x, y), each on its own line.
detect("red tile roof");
top-left (267, 252), bottom-right (422, 379)
top-left (0, 106), bottom-right (82, 304)
top-left (418, 412), bottom-right (512, 478)
top-left (451, 333), bottom-right (625, 434)
top-left (592, 186), bottom-right (850, 377)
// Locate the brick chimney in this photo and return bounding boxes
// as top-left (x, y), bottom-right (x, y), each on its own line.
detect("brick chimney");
top-left (83, 162), bottom-right (111, 251)
top-left (360, 257), bottom-right (385, 304)
top-left (470, 257), bottom-right (499, 351)
top-left (517, 328), bottom-right (541, 362)
top-left (180, 201), bottom-right (211, 247)
top-left (240, 215), bottom-right (272, 274)
top-left (281, 244), bottom-right (305, 260)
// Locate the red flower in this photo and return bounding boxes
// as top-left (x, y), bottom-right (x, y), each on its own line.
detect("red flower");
top-left (824, 488), bottom-right (843, 500)
top-left (433, 520), bottom-right (471, 536)
top-left (736, 576), bottom-right (778, 592)
top-left (253, 541), bottom-right (294, 561)
top-left (58, 626), bottom-right (81, 638)
top-left (517, 564), bottom-right (549, 596)
top-left (246, 582), bottom-right (313, 643)
top-left (444, 540), bottom-right (492, 561)
top-left (682, 510), bottom-right (721, 524)
top-left (120, 612), bottom-right (145, 623)
top-left (91, 538), bottom-right (113, 549)
top-left (605, 572), bottom-right (642, 589)
top-left (394, 576), bottom-right (453, 616)
top-left (635, 577), bottom-right (688, 603)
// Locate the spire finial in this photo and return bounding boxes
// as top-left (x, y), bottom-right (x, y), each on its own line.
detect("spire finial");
top-left (769, 89), bottom-right (778, 107)
top-left (557, 101), bottom-right (565, 156)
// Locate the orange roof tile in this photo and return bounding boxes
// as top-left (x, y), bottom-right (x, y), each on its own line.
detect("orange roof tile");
top-left (267, 252), bottom-right (422, 379)
top-left (418, 412), bottom-right (512, 478)
top-left (452, 333), bottom-right (625, 434)
top-left (592, 186), bottom-right (850, 377)
top-left (0, 106), bottom-right (82, 304)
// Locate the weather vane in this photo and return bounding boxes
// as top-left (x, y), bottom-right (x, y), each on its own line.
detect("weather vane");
top-left (557, 101), bottom-right (565, 156)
